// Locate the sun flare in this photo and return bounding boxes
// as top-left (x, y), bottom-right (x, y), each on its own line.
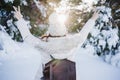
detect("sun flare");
top-left (57, 14), bottom-right (67, 24)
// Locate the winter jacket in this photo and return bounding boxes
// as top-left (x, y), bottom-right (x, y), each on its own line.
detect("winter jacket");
top-left (15, 18), bottom-right (95, 62)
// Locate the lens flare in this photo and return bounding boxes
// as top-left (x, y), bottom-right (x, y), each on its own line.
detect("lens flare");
top-left (57, 14), bottom-right (67, 24)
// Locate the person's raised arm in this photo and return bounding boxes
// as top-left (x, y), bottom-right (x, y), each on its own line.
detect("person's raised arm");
top-left (61, 10), bottom-right (99, 50)
top-left (77, 11), bottom-right (99, 46)
top-left (13, 6), bottom-right (32, 40)
top-left (13, 6), bottom-right (42, 46)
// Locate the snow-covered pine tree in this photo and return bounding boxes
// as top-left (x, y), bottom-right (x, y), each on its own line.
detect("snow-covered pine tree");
top-left (108, 0), bottom-right (120, 67)
top-left (0, 0), bottom-right (47, 41)
top-left (0, 0), bottom-right (23, 42)
top-left (109, 0), bottom-right (120, 30)
top-left (83, 0), bottom-right (120, 67)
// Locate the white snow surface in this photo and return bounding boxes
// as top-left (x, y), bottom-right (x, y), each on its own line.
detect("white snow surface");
top-left (0, 31), bottom-right (42, 80)
top-left (75, 49), bottom-right (120, 80)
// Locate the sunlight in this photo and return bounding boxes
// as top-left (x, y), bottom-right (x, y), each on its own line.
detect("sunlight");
top-left (55, 4), bottom-right (68, 25)
top-left (57, 14), bottom-right (67, 24)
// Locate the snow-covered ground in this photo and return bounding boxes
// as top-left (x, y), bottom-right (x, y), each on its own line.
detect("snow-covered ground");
top-left (75, 48), bottom-right (120, 80)
top-left (0, 31), bottom-right (42, 80)
top-left (0, 30), bottom-right (120, 80)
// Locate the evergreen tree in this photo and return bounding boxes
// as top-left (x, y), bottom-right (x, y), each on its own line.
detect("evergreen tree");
top-left (83, 0), bottom-right (120, 67)
top-left (109, 0), bottom-right (120, 67)
top-left (0, 0), bottom-right (23, 41)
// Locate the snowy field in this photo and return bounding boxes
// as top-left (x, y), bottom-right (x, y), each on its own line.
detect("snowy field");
top-left (0, 32), bottom-right (42, 80)
top-left (75, 48), bottom-right (120, 80)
